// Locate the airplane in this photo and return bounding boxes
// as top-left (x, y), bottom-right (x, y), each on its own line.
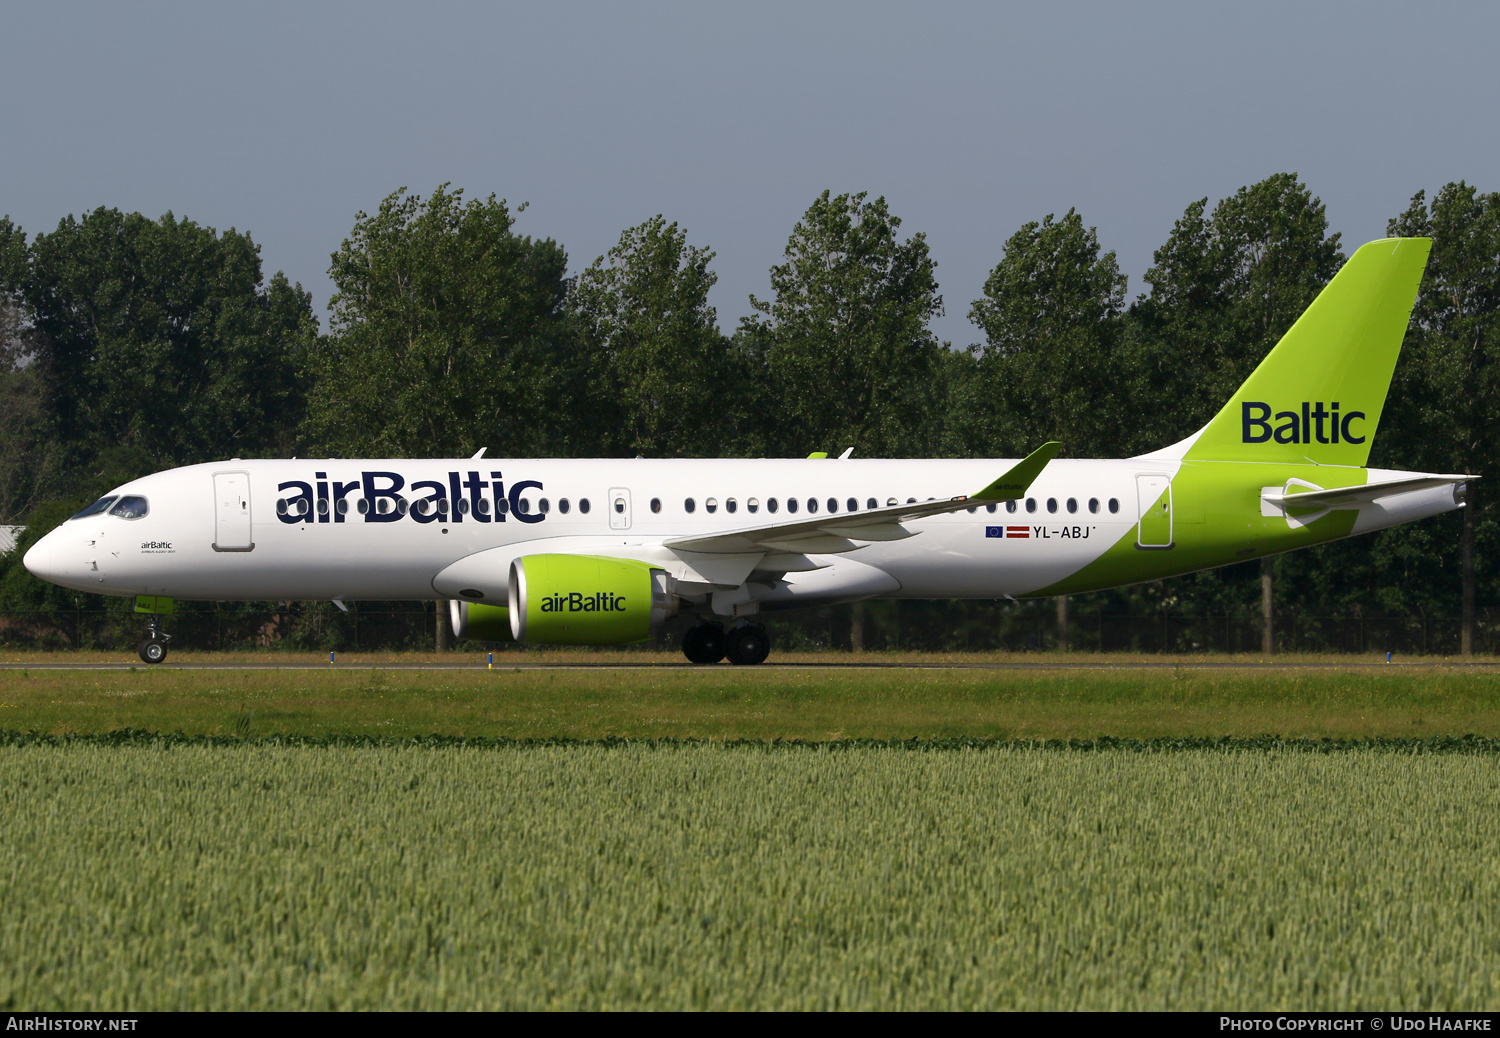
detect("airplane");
top-left (23, 237), bottom-right (1473, 665)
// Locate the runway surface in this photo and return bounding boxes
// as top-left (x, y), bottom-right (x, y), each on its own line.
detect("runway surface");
top-left (1, 660), bottom-right (1496, 672)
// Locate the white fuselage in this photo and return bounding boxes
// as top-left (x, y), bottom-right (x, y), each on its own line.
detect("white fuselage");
top-left (22, 456), bottom-right (1460, 611)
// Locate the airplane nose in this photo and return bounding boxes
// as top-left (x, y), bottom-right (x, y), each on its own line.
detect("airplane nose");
top-left (24, 529), bottom-right (76, 587)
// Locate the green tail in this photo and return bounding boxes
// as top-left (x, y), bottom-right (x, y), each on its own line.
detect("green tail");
top-left (1182, 237), bottom-right (1431, 466)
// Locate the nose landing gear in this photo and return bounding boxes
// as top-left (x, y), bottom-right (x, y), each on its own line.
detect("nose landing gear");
top-left (681, 621), bottom-right (770, 665)
top-left (137, 615), bottom-right (171, 664)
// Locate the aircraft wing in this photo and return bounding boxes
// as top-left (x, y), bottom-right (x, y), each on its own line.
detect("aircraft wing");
top-left (663, 442), bottom-right (1060, 555)
top-left (1262, 473), bottom-right (1476, 512)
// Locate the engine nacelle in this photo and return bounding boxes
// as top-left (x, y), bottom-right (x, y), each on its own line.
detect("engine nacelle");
top-left (509, 554), bottom-right (676, 645)
top-left (449, 600), bottom-right (514, 642)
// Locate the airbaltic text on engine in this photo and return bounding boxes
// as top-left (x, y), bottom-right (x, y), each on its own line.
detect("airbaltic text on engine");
top-left (541, 592), bottom-right (628, 613)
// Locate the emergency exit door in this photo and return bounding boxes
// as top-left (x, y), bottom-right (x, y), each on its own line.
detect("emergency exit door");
top-left (608, 487), bottom-right (632, 531)
top-left (1135, 474), bottom-right (1173, 549)
top-left (213, 472), bottom-right (254, 551)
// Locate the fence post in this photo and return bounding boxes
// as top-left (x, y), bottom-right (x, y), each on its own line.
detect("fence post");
top-left (1056, 595), bottom-right (1068, 653)
top-left (1261, 556), bottom-right (1274, 655)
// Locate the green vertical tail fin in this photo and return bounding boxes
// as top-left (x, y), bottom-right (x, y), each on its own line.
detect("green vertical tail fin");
top-left (1180, 237), bottom-right (1431, 466)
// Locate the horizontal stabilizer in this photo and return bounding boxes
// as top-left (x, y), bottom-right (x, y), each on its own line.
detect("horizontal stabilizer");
top-left (1262, 474), bottom-right (1475, 513)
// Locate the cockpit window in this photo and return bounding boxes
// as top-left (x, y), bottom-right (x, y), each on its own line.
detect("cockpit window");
top-left (108, 496), bottom-right (150, 520)
top-left (70, 497), bottom-right (117, 520)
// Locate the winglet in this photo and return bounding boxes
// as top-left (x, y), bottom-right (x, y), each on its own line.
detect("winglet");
top-left (806, 451), bottom-right (829, 460)
top-left (970, 442), bottom-right (1061, 500)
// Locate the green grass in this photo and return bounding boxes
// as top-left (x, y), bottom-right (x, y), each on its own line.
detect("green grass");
top-left (2, 665), bottom-right (1500, 739)
top-left (2, 740), bottom-right (1497, 1010)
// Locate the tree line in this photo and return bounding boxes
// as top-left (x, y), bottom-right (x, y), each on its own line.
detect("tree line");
top-left (0, 173), bottom-right (1496, 651)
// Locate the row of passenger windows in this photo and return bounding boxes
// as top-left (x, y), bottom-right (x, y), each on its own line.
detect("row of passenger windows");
top-left (999, 496), bottom-right (1121, 515)
top-left (656, 495), bottom-right (1122, 516)
top-left (277, 496), bottom-right (593, 517)
top-left (277, 493), bottom-right (1124, 519)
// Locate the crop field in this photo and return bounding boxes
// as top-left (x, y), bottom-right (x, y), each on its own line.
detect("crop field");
top-left (2, 738), bottom-right (1498, 1010)
top-left (1, 661), bottom-right (1499, 740)
top-left (4, 663), bottom-right (1498, 1009)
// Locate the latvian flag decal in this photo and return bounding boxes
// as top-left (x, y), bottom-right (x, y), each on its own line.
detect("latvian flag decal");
top-left (985, 526), bottom-right (1031, 539)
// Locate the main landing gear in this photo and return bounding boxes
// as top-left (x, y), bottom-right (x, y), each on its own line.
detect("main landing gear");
top-left (682, 621), bottom-right (771, 666)
top-left (137, 614), bottom-right (171, 665)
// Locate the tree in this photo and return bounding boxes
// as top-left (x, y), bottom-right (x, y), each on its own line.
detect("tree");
top-left (964, 209), bottom-right (1130, 458)
top-left (740, 191), bottom-right (945, 458)
top-left (305, 185), bottom-right (572, 458)
top-left (1383, 183), bottom-right (1500, 653)
top-left (5, 209), bottom-right (314, 477)
top-left (568, 216), bottom-right (738, 456)
top-left (1130, 173), bottom-right (1344, 448)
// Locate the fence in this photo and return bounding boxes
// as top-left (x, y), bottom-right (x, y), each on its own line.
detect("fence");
top-left (0, 599), bottom-right (1492, 655)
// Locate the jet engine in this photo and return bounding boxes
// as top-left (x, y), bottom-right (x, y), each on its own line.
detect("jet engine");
top-left (508, 554), bottom-right (677, 644)
top-left (449, 600), bottom-right (514, 642)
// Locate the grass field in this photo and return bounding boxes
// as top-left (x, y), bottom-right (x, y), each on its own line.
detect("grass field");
top-left (1, 660), bottom-right (1498, 739)
top-left (5, 660), bottom-right (1498, 1010)
top-left (2, 739), bottom-right (1497, 1010)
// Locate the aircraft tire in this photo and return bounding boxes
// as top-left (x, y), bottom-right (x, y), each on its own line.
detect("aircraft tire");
top-left (725, 624), bottom-right (770, 666)
top-left (682, 623), bottom-right (726, 664)
top-left (138, 637), bottom-right (168, 665)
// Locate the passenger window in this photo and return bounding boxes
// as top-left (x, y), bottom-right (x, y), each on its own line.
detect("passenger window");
top-left (886, 498), bottom-right (897, 507)
top-left (1108, 498), bottom-right (1120, 514)
top-left (787, 498), bottom-right (798, 514)
top-left (497, 497), bottom-right (510, 515)
top-left (415, 499), bottom-right (430, 515)
top-left (767, 498), bottom-right (778, 513)
top-left (376, 499), bottom-right (389, 514)
top-left (458, 498), bottom-right (472, 514)
top-left (336, 499), bottom-right (349, 515)
top-left (276, 499), bottom-right (288, 516)
top-left (357, 499), bottom-right (370, 514)
top-left (110, 496), bottom-right (149, 520)
top-left (317, 499), bottom-right (329, 516)
top-left (477, 497), bottom-right (491, 515)
top-left (866, 498), bottom-right (877, 510)
top-left (1088, 498), bottom-right (1100, 514)
top-left (1066, 498), bottom-right (1077, 514)
top-left (578, 498), bottom-right (589, 514)
top-left (397, 499), bottom-right (409, 515)
top-left (1046, 498), bottom-right (1057, 514)
top-left (906, 498), bottom-right (916, 504)
top-left (517, 498), bottom-right (530, 515)
top-left (827, 498), bottom-right (837, 513)
top-left (726, 498), bottom-right (737, 514)
top-left (1006, 500), bottom-right (1017, 513)
top-left (966, 505), bottom-right (977, 514)
top-left (613, 497), bottom-right (625, 514)
top-left (438, 499), bottom-right (449, 516)
top-left (986, 503), bottom-right (997, 513)
top-left (747, 498), bottom-right (759, 513)
top-left (538, 498), bottom-right (549, 514)
top-left (558, 498), bottom-right (569, 514)
top-left (71, 496), bottom-right (118, 521)
top-left (807, 498), bottom-right (818, 513)
top-left (1025, 498), bottom-right (1037, 513)
top-left (706, 498), bottom-right (718, 514)
top-left (684, 498), bottom-right (696, 514)
top-left (650, 498), bottom-right (662, 513)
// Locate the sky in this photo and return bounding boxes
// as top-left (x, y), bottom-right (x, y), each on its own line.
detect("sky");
top-left (3, 1), bottom-right (1497, 348)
